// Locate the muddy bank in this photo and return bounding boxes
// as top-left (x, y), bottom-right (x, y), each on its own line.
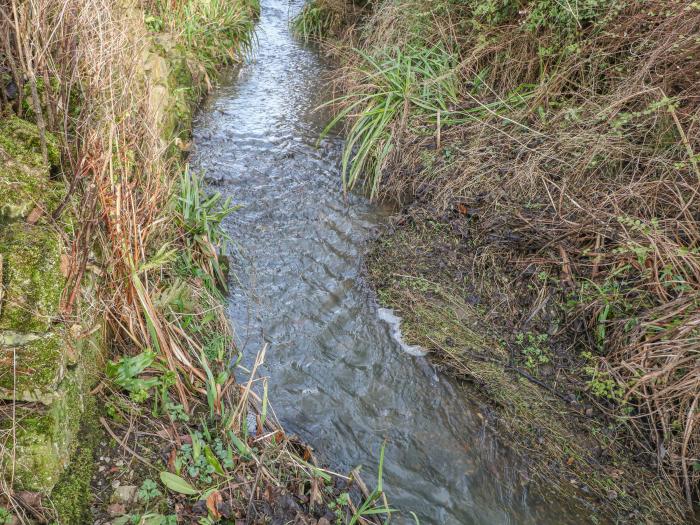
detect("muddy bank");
top-left (365, 207), bottom-right (686, 523)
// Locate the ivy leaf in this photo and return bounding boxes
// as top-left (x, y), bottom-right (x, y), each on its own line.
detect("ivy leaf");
top-left (159, 471), bottom-right (197, 495)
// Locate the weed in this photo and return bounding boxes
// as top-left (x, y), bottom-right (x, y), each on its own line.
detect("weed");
top-left (138, 479), bottom-right (162, 503)
top-left (515, 332), bottom-right (550, 371)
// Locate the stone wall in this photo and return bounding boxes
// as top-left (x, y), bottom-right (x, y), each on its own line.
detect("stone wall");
top-left (0, 116), bottom-right (104, 496)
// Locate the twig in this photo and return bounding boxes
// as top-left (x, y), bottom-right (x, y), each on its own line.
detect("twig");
top-left (99, 417), bottom-right (156, 470)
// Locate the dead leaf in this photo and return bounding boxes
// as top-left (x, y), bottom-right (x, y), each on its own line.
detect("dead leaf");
top-left (26, 206), bottom-right (42, 224)
top-left (106, 503), bottom-right (126, 517)
top-left (566, 456), bottom-right (575, 466)
top-left (206, 490), bottom-right (223, 519)
top-left (167, 447), bottom-right (177, 472)
top-left (15, 491), bottom-right (42, 508)
top-left (60, 254), bottom-right (71, 278)
top-left (456, 203), bottom-right (468, 215)
top-left (309, 477), bottom-right (322, 507)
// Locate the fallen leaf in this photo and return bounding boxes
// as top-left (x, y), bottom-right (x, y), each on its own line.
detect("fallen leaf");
top-left (106, 503), bottom-right (126, 517)
top-left (26, 206), bottom-right (42, 224)
top-left (15, 491), bottom-right (42, 508)
top-left (206, 491), bottom-right (223, 519)
top-left (160, 471), bottom-right (197, 495)
top-left (309, 477), bottom-right (322, 507)
top-left (60, 254), bottom-right (71, 277)
top-left (167, 447), bottom-right (177, 472)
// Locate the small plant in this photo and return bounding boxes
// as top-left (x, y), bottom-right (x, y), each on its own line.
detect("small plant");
top-left (582, 352), bottom-right (625, 402)
top-left (106, 350), bottom-right (161, 403)
top-left (138, 479), bottom-right (162, 502)
top-left (166, 402), bottom-right (190, 423)
top-left (349, 443), bottom-right (395, 524)
top-left (515, 332), bottom-right (550, 370)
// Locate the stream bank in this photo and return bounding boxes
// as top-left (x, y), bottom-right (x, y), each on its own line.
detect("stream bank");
top-left (294, 0), bottom-right (698, 522)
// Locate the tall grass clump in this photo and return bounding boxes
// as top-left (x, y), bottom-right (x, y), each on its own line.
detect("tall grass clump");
top-left (292, 0), bottom-right (363, 42)
top-left (322, 0), bottom-right (700, 517)
top-left (322, 43), bottom-right (458, 197)
top-left (144, 0), bottom-right (259, 77)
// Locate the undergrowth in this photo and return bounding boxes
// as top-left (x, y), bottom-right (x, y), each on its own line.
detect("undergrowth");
top-left (318, 0), bottom-right (700, 518)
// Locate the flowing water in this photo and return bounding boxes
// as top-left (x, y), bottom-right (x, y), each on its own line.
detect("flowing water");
top-left (191, 1), bottom-right (582, 523)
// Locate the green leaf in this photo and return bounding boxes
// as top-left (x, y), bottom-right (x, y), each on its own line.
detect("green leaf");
top-left (204, 445), bottom-right (225, 476)
top-left (228, 431), bottom-right (252, 460)
top-left (159, 471), bottom-right (197, 495)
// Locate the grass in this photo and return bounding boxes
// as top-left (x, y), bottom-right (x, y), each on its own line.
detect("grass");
top-left (321, 43), bottom-right (458, 197)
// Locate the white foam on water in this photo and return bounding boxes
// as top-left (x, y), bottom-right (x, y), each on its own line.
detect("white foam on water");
top-left (377, 307), bottom-right (429, 357)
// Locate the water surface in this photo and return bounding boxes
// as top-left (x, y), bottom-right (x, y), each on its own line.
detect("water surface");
top-left (192, 2), bottom-right (583, 523)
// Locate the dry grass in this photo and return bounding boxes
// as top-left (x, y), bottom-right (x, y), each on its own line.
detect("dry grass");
top-left (328, 0), bottom-right (700, 513)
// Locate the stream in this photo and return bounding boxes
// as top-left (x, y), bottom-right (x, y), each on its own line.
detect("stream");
top-left (191, 1), bottom-right (580, 523)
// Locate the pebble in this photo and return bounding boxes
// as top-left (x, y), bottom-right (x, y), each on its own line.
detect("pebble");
top-left (113, 485), bottom-right (138, 504)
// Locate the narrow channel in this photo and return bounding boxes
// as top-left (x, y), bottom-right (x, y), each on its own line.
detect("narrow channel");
top-left (191, 1), bottom-right (579, 523)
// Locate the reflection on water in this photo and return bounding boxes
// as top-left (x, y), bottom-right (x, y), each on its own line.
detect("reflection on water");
top-left (191, 1), bottom-right (586, 523)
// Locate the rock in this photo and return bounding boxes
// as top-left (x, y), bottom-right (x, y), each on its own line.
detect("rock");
top-left (112, 485), bottom-right (138, 504)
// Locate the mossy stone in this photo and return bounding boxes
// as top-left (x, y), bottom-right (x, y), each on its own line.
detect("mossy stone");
top-left (0, 224), bottom-right (64, 332)
top-left (1, 369), bottom-right (85, 493)
top-left (0, 331), bottom-right (69, 403)
top-left (49, 398), bottom-right (101, 525)
top-left (0, 116), bottom-right (64, 221)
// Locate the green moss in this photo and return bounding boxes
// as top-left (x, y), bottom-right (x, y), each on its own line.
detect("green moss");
top-left (0, 115), bottom-right (60, 169)
top-left (0, 332), bottom-right (68, 402)
top-left (49, 399), bottom-right (100, 525)
top-left (0, 224), bottom-right (64, 332)
top-left (0, 116), bottom-right (65, 222)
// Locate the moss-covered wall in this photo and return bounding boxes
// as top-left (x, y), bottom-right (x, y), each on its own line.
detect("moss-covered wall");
top-left (1, 6), bottom-right (221, 522)
top-left (0, 115), bottom-right (106, 502)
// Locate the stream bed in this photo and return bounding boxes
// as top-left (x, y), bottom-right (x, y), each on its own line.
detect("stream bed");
top-left (191, 1), bottom-right (582, 523)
